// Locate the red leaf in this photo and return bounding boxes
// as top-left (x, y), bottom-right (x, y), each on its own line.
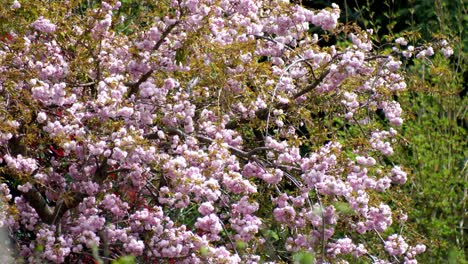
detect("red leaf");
top-left (49, 145), bottom-right (65, 157)
top-left (0, 33), bottom-right (14, 43)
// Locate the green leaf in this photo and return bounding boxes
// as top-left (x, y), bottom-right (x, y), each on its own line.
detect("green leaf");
top-left (447, 247), bottom-right (458, 264)
top-left (265, 229), bottom-right (279, 240)
top-left (199, 246), bottom-right (210, 257)
top-left (111, 255), bottom-right (136, 264)
top-left (91, 245), bottom-right (103, 264)
top-left (35, 244), bottom-right (44, 253)
top-left (334, 201), bottom-right (355, 215)
top-left (293, 251), bottom-right (316, 264)
top-left (175, 48), bottom-right (187, 64)
top-left (236, 240), bottom-right (247, 250)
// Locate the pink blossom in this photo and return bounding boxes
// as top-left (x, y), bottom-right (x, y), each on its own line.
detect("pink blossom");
top-left (385, 234), bottom-right (409, 255)
top-left (395, 37), bottom-right (408, 46)
top-left (37, 112), bottom-right (47, 123)
top-left (11, 0), bottom-right (21, 9)
top-left (273, 206), bottom-right (296, 224)
top-left (198, 202), bottom-right (215, 215)
top-left (391, 166), bottom-right (407, 184)
top-left (17, 182), bottom-right (32, 193)
top-left (0, 1), bottom-right (434, 262)
top-left (125, 239), bottom-right (145, 255)
top-left (441, 47), bottom-right (454, 58)
top-left (31, 17), bottom-right (56, 33)
top-left (195, 214), bottom-right (222, 240)
top-left (327, 237), bottom-right (355, 257)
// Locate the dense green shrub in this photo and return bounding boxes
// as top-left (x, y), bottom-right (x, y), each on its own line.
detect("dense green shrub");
top-left (330, 0), bottom-right (467, 262)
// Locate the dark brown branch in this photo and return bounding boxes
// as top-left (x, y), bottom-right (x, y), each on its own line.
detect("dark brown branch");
top-left (22, 187), bottom-right (55, 224)
top-left (52, 193), bottom-right (87, 224)
top-left (145, 184), bottom-right (160, 205)
top-left (293, 68), bottom-right (330, 99)
top-left (98, 229), bottom-right (110, 264)
top-left (94, 157), bottom-right (109, 183)
top-left (20, 157), bottom-right (110, 225)
top-left (125, 70), bottom-right (153, 98)
top-left (107, 168), bottom-right (132, 175)
top-left (22, 187), bottom-right (86, 225)
top-left (152, 22), bottom-right (180, 53)
top-left (125, 21), bottom-right (180, 98)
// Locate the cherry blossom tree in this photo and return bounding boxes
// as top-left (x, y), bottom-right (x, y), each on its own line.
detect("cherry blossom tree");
top-left (0, 0), bottom-right (451, 263)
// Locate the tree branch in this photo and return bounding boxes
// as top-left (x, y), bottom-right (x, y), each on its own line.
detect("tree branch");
top-left (145, 127), bottom-right (272, 160)
top-left (292, 68), bottom-right (330, 99)
top-left (22, 187), bottom-right (86, 225)
top-left (125, 21), bottom-right (180, 98)
top-left (225, 69), bottom-right (329, 130)
top-left (20, 157), bottom-right (110, 225)
top-left (22, 187), bottom-right (55, 224)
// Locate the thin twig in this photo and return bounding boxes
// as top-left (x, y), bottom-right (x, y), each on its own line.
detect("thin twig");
top-left (219, 219), bottom-right (239, 255)
top-left (314, 187), bottom-right (326, 262)
top-left (265, 58), bottom-right (313, 136)
top-left (67, 81), bottom-right (96, 87)
top-left (374, 229), bottom-right (400, 263)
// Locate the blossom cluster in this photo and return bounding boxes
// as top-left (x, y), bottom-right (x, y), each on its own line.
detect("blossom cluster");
top-left (0, 0), bottom-right (453, 263)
